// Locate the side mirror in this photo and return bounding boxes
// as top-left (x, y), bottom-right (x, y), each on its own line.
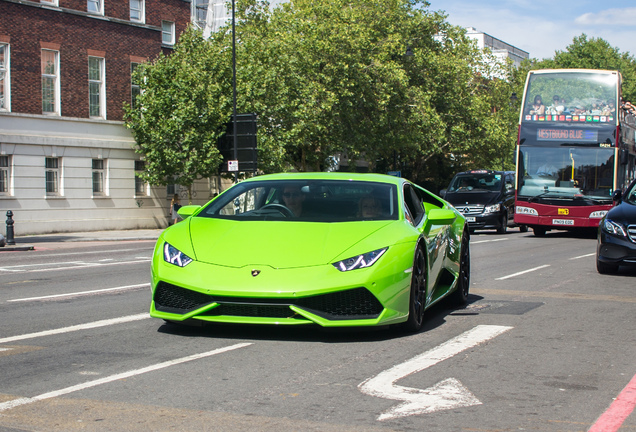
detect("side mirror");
top-left (439, 189), bottom-right (447, 197)
top-left (427, 208), bottom-right (457, 225)
top-left (613, 189), bottom-right (622, 204)
top-left (177, 205), bottom-right (201, 218)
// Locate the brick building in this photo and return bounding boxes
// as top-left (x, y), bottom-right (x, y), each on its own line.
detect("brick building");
top-left (0, 0), bottom-right (220, 235)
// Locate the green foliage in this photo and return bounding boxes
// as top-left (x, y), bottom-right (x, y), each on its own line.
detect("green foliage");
top-left (125, 5), bottom-right (636, 195)
top-left (123, 28), bottom-right (231, 200)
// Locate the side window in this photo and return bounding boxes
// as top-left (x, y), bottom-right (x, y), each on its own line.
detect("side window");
top-left (0, 155), bottom-right (11, 195)
top-left (403, 184), bottom-right (424, 226)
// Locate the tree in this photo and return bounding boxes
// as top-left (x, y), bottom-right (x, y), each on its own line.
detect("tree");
top-left (123, 28), bottom-right (232, 202)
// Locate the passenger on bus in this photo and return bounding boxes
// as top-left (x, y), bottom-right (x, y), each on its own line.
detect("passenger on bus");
top-left (548, 95), bottom-right (565, 115)
top-left (529, 95), bottom-right (545, 115)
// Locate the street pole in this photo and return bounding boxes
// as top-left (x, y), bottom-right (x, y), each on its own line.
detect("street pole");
top-left (232, 0), bottom-right (238, 184)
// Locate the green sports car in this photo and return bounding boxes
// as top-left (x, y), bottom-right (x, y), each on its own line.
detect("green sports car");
top-left (150, 172), bottom-right (469, 332)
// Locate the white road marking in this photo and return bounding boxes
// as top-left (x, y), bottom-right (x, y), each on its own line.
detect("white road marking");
top-left (495, 264), bottom-right (550, 280)
top-left (0, 343), bottom-right (252, 413)
top-left (0, 259), bottom-right (150, 273)
top-left (570, 253), bottom-right (595, 260)
top-left (7, 283), bottom-right (150, 303)
top-left (0, 313), bottom-right (150, 345)
top-left (471, 238), bottom-right (509, 244)
top-left (359, 325), bottom-right (513, 420)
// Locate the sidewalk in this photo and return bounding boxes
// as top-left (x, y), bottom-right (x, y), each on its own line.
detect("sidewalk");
top-left (0, 228), bottom-right (164, 252)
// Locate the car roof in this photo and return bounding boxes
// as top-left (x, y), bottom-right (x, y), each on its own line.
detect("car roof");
top-left (454, 170), bottom-right (513, 176)
top-left (242, 172), bottom-right (405, 186)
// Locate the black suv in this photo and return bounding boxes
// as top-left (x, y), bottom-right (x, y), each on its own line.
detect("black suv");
top-left (441, 170), bottom-right (525, 233)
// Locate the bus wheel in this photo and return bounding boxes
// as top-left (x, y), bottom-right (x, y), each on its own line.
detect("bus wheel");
top-left (533, 226), bottom-right (547, 237)
top-left (519, 224), bottom-right (529, 233)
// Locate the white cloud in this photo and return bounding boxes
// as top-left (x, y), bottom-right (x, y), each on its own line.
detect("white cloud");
top-left (575, 7), bottom-right (636, 26)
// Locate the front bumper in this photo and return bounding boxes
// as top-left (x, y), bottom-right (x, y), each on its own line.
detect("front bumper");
top-left (463, 212), bottom-right (502, 230)
top-left (150, 243), bottom-right (415, 327)
top-left (597, 231), bottom-right (636, 267)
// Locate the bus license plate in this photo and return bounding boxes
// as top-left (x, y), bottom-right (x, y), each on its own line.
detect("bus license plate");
top-left (553, 219), bottom-right (574, 225)
top-left (465, 217), bottom-right (476, 222)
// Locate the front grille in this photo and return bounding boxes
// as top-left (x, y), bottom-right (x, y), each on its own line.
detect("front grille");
top-left (454, 204), bottom-right (484, 215)
top-left (154, 282), bottom-right (213, 313)
top-left (628, 224), bottom-right (636, 243)
top-left (153, 283), bottom-right (383, 320)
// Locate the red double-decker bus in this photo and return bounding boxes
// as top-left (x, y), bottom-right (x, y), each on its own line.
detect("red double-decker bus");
top-left (514, 69), bottom-right (636, 236)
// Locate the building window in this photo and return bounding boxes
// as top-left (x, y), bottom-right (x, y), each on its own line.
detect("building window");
top-left (0, 155), bottom-right (10, 195)
top-left (162, 21), bottom-right (175, 45)
top-left (41, 49), bottom-right (59, 115)
top-left (131, 62), bottom-right (141, 109)
top-left (88, 56), bottom-right (105, 118)
top-left (87, 0), bottom-right (103, 14)
top-left (41, 0), bottom-right (59, 5)
top-left (192, 0), bottom-right (208, 29)
top-left (92, 159), bottom-right (106, 196)
top-left (134, 160), bottom-right (147, 196)
top-left (130, 0), bottom-right (144, 22)
top-left (45, 157), bottom-right (61, 196)
top-left (0, 43), bottom-right (9, 112)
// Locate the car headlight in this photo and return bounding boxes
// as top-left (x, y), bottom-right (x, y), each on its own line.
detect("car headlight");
top-left (602, 219), bottom-right (627, 238)
top-left (589, 210), bottom-right (608, 219)
top-left (516, 206), bottom-right (538, 215)
top-left (163, 242), bottom-right (193, 267)
top-left (484, 203), bottom-right (501, 214)
top-left (333, 248), bottom-right (387, 272)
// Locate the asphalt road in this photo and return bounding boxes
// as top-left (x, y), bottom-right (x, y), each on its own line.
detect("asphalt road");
top-left (0, 230), bottom-right (634, 432)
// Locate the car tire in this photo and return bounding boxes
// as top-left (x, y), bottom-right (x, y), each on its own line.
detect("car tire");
top-left (533, 226), bottom-right (547, 237)
top-left (450, 230), bottom-right (470, 306)
top-left (596, 257), bottom-right (619, 274)
top-left (402, 244), bottom-right (427, 332)
top-left (497, 213), bottom-right (508, 234)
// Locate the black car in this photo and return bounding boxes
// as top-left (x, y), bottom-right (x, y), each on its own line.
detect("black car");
top-left (596, 178), bottom-right (636, 274)
top-left (441, 170), bottom-right (526, 234)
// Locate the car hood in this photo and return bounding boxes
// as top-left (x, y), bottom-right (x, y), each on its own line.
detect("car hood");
top-left (187, 217), bottom-right (393, 268)
top-left (444, 191), bottom-right (501, 206)
top-left (607, 201), bottom-right (636, 224)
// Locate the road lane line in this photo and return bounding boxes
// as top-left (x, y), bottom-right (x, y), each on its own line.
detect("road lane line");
top-left (471, 238), bottom-right (509, 244)
top-left (0, 259), bottom-right (150, 273)
top-left (588, 372), bottom-right (636, 432)
top-left (0, 343), bottom-right (252, 413)
top-left (7, 283), bottom-right (150, 303)
top-left (495, 264), bottom-right (550, 280)
top-left (0, 313), bottom-right (150, 345)
top-left (570, 253), bottom-right (595, 260)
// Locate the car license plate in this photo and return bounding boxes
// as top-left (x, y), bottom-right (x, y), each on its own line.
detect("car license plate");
top-left (465, 217), bottom-right (476, 222)
top-left (553, 219), bottom-right (574, 225)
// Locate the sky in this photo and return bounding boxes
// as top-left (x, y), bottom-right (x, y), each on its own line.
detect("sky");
top-left (425, 1), bottom-right (636, 60)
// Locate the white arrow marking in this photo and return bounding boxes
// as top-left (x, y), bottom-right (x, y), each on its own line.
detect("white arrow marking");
top-left (359, 325), bottom-right (513, 421)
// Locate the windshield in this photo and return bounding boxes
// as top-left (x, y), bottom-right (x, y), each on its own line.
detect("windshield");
top-left (448, 173), bottom-right (503, 192)
top-left (625, 181), bottom-right (636, 205)
top-left (198, 180), bottom-right (399, 222)
top-left (517, 146), bottom-right (614, 202)
top-left (523, 71), bottom-right (618, 124)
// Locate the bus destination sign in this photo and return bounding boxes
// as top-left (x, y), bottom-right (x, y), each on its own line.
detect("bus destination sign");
top-left (536, 128), bottom-right (599, 143)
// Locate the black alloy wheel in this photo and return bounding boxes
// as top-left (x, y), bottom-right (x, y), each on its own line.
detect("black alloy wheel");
top-left (402, 244), bottom-right (427, 332)
top-left (451, 230), bottom-right (470, 305)
top-left (497, 213), bottom-right (508, 234)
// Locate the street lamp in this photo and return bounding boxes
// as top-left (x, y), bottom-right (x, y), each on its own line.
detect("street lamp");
top-left (231, 0), bottom-right (238, 182)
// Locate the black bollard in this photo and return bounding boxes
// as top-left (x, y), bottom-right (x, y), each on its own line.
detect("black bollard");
top-left (6, 210), bottom-right (15, 245)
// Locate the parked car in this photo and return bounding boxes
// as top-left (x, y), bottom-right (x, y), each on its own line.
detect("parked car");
top-left (440, 170), bottom-right (526, 234)
top-left (596, 178), bottom-right (636, 274)
top-left (150, 172), bottom-right (470, 333)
